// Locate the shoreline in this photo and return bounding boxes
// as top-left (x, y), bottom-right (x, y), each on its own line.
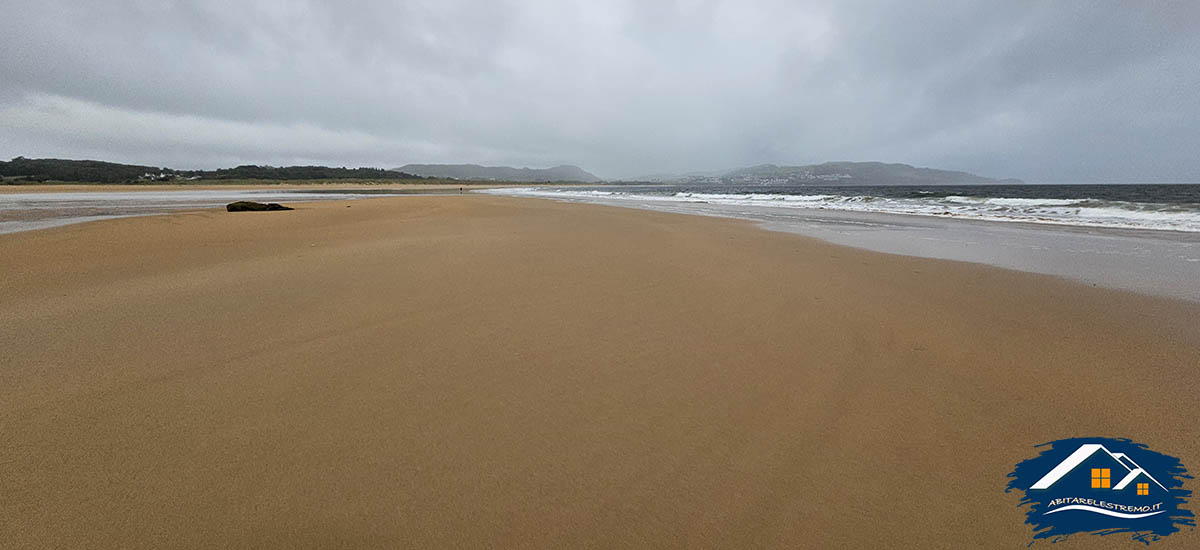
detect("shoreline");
top-left (482, 185), bottom-right (1200, 234)
top-left (0, 186), bottom-right (472, 235)
top-left (482, 190), bottom-right (1200, 303)
top-left (3, 195), bottom-right (1198, 548)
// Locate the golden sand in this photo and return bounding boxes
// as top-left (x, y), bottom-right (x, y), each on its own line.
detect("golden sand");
top-left (2, 195), bottom-right (1197, 548)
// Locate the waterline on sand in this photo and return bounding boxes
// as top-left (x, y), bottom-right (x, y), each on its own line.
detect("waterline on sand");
top-left (484, 187), bottom-right (1200, 302)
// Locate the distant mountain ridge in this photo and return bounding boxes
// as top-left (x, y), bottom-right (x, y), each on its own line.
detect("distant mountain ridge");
top-left (393, 163), bottom-right (600, 182)
top-left (0, 157), bottom-right (424, 183)
top-left (3, 156), bottom-right (1017, 186)
top-left (633, 161), bottom-right (1022, 185)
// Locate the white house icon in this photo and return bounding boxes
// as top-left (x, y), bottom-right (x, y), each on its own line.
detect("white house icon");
top-left (1031, 443), bottom-right (1167, 492)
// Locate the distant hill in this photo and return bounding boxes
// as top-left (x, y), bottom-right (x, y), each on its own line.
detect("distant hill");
top-left (634, 162), bottom-right (1021, 185)
top-left (0, 157), bottom-right (168, 183)
top-left (0, 157), bottom-right (425, 183)
top-left (725, 162), bottom-right (1021, 185)
top-left (393, 163), bottom-right (601, 182)
top-left (2, 157), bottom-right (1017, 186)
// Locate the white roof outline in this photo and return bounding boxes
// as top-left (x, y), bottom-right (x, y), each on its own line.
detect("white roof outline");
top-left (1029, 444), bottom-right (1167, 492)
top-left (1113, 468), bottom-right (1154, 490)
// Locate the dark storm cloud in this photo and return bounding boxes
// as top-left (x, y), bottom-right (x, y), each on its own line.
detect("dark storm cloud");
top-left (1, 0), bottom-right (1197, 181)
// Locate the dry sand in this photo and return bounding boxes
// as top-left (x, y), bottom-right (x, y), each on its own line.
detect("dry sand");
top-left (2, 195), bottom-right (1198, 548)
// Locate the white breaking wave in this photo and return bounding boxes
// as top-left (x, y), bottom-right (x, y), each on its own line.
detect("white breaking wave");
top-left (942, 195), bottom-right (1080, 206)
top-left (484, 188), bottom-right (1200, 232)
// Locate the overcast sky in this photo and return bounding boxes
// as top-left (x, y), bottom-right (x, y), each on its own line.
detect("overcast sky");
top-left (1, 1), bottom-right (1198, 181)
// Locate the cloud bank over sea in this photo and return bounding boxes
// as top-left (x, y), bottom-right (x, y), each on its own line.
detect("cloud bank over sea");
top-left (1, 1), bottom-right (1198, 181)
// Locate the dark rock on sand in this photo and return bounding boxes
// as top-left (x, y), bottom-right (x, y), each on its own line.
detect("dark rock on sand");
top-left (226, 201), bottom-right (293, 212)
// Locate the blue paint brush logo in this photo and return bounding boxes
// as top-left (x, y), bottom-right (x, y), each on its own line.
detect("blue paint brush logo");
top-left (1007, 437), bottom-right (1193, 545)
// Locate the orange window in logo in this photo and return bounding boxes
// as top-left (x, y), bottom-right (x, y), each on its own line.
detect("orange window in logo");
top-left (1137, 483), bottom-right (1149, 495)
top-left (1091, 468), bottom-right (1111, 488)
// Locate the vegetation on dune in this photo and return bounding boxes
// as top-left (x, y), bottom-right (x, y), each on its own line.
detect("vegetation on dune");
top-left (1, 157), bottom-right (164, 183)
top-left (0, 157), bottom-right (429, 184)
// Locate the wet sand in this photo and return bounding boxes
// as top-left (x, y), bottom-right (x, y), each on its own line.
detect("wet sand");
top-left (2, 195), bottom-right (1198, 548)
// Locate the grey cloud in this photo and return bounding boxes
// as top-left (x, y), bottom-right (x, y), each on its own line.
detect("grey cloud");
top-left (1, 0), bottom-right (1197, 181)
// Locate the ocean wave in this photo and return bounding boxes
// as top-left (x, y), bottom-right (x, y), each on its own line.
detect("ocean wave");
top-left (485, 188), bottom-right (1200, 232)
top-left (674, 192), bottom-right (837, 202)
top-left (943, 195), bottom-right (1080, 207)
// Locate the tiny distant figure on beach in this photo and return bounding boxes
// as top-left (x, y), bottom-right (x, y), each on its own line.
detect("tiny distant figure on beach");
top-left (460, 187), bottom-right (463, 194)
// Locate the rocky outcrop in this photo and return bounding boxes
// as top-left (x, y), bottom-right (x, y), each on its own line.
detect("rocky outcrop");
top-left (226, 201), bottom-right (294, 212)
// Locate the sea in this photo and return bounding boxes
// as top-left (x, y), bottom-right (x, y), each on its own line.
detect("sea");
top-left (484, 183), bottom-right (1200, 302)
top-left (490, 183), bottom-right (1200, 233)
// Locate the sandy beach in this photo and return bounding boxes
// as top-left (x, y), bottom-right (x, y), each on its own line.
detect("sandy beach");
top-left (2, 194), bottom-right (1198, 548)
